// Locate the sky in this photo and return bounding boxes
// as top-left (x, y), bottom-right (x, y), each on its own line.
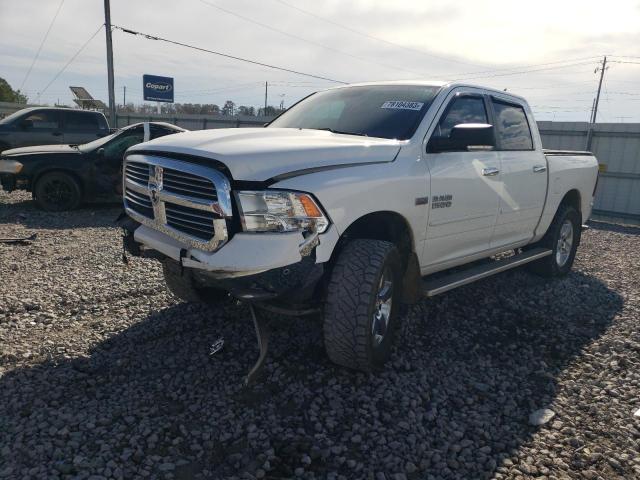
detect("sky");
top-left (1, 0), bottom-right (640, 121)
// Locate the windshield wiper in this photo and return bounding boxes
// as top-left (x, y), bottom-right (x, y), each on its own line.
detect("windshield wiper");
top-left (314, 127), bottom-right (368, 137)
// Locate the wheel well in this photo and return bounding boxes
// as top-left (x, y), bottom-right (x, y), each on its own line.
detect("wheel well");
top-left (33, 169), bottom-right (84, 196)
top-left (338, 211), bottom-right (414, 263)
top-left (560, 189), bottom-right (581, 218)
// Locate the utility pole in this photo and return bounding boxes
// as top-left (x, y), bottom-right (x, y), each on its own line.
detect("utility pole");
top-left (104, 0), bottom-right (116, 126)
top-left (264, 81), bottom-right (268, 115)
top-left (586, 56), bottom-right (607, 150)
top-left (123, 86), bottom-right (126, 106)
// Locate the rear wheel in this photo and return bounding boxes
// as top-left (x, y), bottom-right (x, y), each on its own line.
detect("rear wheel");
top-left (527, 204), bottom-right (581, 277)
top-left (34, 172), bottom-right (81, 211)
top-left (162, 259), bottom-right (230, 304)
top-left (323, 239), bottom-right (402, 372)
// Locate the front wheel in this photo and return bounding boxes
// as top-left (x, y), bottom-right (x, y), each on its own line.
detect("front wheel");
top-left (34, 172), bottom-right (81, 211)
top-left (323, 239), bottom-right (402, 372)
top-left (527, 204), bottom-right (581, 277)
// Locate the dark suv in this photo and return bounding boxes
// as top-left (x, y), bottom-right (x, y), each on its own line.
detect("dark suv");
top-left (0, 107), bottom-right (109, 152)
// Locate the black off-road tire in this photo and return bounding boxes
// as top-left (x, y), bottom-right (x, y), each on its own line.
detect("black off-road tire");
top-left (323, 239), bottom-right (402, 372)
top-left (34, 172), bottom-right (82, 211)
top-left (162, 260), bottom-right (229, 304)
top-left (526, 204), bottom-right (581, 277)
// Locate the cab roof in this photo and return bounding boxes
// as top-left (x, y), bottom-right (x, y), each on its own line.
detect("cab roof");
top-left (326, 80), bottom-right (528, 104)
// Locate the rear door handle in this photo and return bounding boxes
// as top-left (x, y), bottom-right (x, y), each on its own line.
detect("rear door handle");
top-left (482, 167), bottom-right (500, 176)
top-left (533, 165), bottom-right (547, 173)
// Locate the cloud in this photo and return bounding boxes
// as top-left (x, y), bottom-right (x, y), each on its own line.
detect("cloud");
top-left (0, 0), bottom-right (639, 121)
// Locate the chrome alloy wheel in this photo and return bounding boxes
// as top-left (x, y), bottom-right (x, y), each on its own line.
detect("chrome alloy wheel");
top-left (372, 268), bottom-right (393, 347)
top-left (556, 219), bottom-right (574, 267)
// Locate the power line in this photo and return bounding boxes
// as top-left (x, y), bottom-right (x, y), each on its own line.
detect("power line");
top-left (609, 60), bottom-right (640, 65)
top-left (112, 25), bottom-right (348, 84)
top-left (19, 0), bottom-right (66, 90)
top-left (271, 0), bottom-right (486, 69)
top-left (196, 0), bottom-right (428, 77)
top-left (39, 24), bottom-right (104, 96)
top-left (450, 60), bottom-right (599, 81)
top-left (448, 56), bottom-right (603, 80)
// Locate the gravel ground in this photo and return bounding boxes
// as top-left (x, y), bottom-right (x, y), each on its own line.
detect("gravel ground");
top-left (0, 189), bottom-right (639, 480)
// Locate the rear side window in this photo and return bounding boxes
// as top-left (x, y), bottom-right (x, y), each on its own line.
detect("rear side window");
top-left (491, 100), bottom-right (533, 150)
top-left (436, 96), bottom-right (488, 137)
top-left (65, 111), bottom-right (100, 131)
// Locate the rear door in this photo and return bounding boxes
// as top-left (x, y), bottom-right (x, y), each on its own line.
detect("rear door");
top-left (489, 97), bottom-right (547, 247)
top-left (422, 91), bottom-right (501, 266)
top-left (63, 111), bottom-right (108, 145)
top-left (12, 109), bottom-right (62, 147)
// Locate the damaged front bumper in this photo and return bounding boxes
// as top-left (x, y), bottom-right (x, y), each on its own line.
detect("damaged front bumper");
top-left (123, 221), bottom-right (338, 300)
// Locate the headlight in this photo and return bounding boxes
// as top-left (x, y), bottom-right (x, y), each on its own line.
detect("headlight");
top-left (236, 190), bottom-right (329, 234)
top-left (0, 159), bottom-right (23, 174)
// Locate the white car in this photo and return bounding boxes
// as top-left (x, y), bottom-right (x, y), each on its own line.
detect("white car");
top-left (120, 81), bottom-right (599, 379)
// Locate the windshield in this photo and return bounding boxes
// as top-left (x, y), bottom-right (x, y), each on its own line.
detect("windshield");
top-left (268, 85), bottom-right (441, 140)
top-left (0, 109), bottom-right (30, 125)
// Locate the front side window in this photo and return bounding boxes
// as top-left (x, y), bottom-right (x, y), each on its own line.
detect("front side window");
top-left (103, 130), bottom-right (144, 159)
top-left (268, 85), bottom-right (441, 140)
top-left (22, 111), bottom-right (59, 129)
top-left (436, 96), bottom-right (488, 138)
top-left (491, 100), bottom-right (533, 150)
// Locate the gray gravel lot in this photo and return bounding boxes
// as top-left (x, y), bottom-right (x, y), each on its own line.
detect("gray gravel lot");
top-left (1, 189), bottom-right (639, 480)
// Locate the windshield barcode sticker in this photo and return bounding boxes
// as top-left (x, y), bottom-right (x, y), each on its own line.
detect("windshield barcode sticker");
top-left (381, 101), bottom-right (424, 111)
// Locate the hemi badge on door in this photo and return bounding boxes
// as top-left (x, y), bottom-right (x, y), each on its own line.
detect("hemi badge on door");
top-left (415, 197), bottom-right (429, 206)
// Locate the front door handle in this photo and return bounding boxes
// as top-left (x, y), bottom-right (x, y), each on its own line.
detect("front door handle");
top-left (533, 165), bottom-right (547, 173)
top-left (482, 167), bottom-right (500, 176)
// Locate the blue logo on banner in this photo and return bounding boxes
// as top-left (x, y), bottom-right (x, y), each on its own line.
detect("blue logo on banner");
top-left (143, 74), bottom-right (174, 103)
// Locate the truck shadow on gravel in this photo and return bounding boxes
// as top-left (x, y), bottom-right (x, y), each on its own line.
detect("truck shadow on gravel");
top-left (0, 269), bottom-right (624, 479)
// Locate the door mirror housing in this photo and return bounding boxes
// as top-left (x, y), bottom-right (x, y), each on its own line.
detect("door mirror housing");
top-left (428, 123), bottom-right (495, 153)
top-left (96, 147), bottom-right (105, 157)
top-left (20, 119), bottom-right (34, 130)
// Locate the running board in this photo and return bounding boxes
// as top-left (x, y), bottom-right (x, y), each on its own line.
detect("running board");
top-left (422, 248), bottom-right (552, 297)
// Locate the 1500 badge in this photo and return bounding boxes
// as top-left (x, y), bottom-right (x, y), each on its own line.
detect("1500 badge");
top-left (432, 194), bottom-right (453, 209)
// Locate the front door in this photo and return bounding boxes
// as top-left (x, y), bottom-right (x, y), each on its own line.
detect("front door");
top-left (422, 93), bottom-right (501, 267)
top-left (94, 126), bottom-right (144, 195)
top-left (12, 110), bottom-right (63, 147)
top-left (489, 97), bottom-right (547, 247)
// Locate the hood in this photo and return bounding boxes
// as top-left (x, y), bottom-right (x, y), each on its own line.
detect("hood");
top-left (2, 144), bottom-right (81, 157)
top-left (126, 128), bottom-right (402, 181)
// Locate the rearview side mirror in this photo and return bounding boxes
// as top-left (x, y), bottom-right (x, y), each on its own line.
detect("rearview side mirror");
top-left (96, 147), bottom-right (105, 157)
top-left (428, 123), bottom-right (495, 153)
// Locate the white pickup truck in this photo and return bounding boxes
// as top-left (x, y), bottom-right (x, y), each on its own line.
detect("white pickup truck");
top-left (121, 81), bottom-right (599, 378)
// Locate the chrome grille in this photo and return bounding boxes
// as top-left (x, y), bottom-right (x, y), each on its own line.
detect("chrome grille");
top-left (166, 203), bottom-right (216, 240)
top-left (124, 188), bottom-right (153, 219)
top-left (125, 161), bottom-right (149, 185)
top-left (123, 154), bottom-right (232, 251)
top-left (163, 168), bottom-right (217, 201)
